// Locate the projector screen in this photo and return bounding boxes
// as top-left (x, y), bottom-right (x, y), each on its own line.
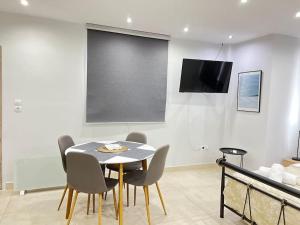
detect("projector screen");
top-left (86, 29), bottom-right (168, 123)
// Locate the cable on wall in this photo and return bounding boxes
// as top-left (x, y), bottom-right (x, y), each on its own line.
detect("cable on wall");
top-left (215, 43), bottom-right (224, 60)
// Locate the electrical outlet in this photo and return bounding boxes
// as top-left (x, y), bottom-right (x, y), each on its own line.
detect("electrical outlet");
top-left (200, 145), bottom-right (208, 151)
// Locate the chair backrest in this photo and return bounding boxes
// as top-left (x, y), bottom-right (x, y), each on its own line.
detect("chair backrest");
top-left (145, 145), bottom-right (169, 186)
top-left (66, 152), bottom-right (108, 194)
top-left (58, 135), bottom-right (75, 173)
top-left (126, 132), bottom-right (147, 144)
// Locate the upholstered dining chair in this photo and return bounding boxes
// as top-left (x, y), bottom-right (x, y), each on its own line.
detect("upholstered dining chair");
top-left (123, 145), bottom-right (169, 225)
top-left (66, 152), bottom-right (118, 225)
top-left (58, 135), bottom-right (104, 215)
top-left (57, 135), bottom-right (75, 211)
top-left (105, 132), bottom-right (147, 206)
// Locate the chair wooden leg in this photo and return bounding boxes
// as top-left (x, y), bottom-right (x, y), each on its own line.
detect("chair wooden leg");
top-left (104, 170), bottom-right (112, 200)
top-left (155, 182), bottom-right (167, 215)
top-left (87, 194), bottom-right (91, 215)
top-left (98, 193), bottom-right (103, 225)
top-left (66, 187), bottom-right (74, 219)
top-left (58, 185), bottom-right (68, 211)
top-left (134, 186), bottom-right (137, 206)
top-left (143, 186), bottom-right (151, 225)
top-left (66, 191), bottom-right (78, 225)
top-left (113, 188), bottom-right (118, 220)
top-left (127, 183), bottom-right (129, 207)
top-left (93, 194), bottom-right (96, 213)
top-left (146, 186), bottom-right (150, 205)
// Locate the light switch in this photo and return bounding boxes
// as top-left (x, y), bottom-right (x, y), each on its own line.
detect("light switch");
top-left (14, 99), bottom-right (22, 106)
top-left (14, 99), bottom-right (22, 113)
top-left (14, 106), bottom-right (22, 113)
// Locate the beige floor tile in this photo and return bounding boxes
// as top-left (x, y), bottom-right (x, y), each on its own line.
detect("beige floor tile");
top-left (0, 167), bottom-right (244, 225)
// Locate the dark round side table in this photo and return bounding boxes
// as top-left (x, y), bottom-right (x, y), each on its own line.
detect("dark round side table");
top-left (219, 148), bottom-right (247, 168)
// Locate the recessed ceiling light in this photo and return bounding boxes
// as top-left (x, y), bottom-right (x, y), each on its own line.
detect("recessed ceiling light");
top-left (241, 0), bottom-right (248, 4)
top-left (183, 27), bottom-right (189, 33)
top-left (126, 17), bottom-right (132, 24)
top-left (20, 0), bottom-right (29, 6)
top-left (296, 11), bottom-right (300, 18)
top-left (228, 35), bottom-right (233, 39)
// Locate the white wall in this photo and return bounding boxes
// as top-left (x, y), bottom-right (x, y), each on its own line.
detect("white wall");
top-left (222, 36), bottom-right (273, 168)
top-left (223, 34), bottom-right (300, 169)
top-left (0, 12), bottom-right (86, 185)
top-left (264, 35), bottom-right (300, 165)
top-left (0, 12), bottom-right (231, 186)
top-left (2, 11), bottom-right (300, 188)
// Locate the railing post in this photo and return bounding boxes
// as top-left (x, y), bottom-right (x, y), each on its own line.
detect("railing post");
top-left (220, 157), bottom-right (226, 218)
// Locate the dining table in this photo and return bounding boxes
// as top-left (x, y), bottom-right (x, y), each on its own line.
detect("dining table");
top-left (65, 140), bottom-right (157, 225)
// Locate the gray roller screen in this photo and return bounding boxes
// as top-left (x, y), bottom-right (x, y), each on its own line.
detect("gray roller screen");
top-left (86, 29), bottom-right (168, 123)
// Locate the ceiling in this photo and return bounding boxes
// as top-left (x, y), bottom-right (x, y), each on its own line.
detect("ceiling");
top-left (0, 0), bottom-right (300, 43)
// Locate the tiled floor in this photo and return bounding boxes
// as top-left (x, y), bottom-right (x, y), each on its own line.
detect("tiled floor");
top-left (0, 166), bottom-right (245, 225)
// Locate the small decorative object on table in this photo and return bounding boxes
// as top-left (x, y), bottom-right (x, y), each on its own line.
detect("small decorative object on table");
top-left (219, 147), bottom-right (247, 168)
top-left (97, 144), bottom-right (128, 153)
top-left (292, 131), bottom-right (300, 161)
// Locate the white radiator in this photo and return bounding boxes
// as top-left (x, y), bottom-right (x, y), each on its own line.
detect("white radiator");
top-left (14, 156), bottom-right (66, 191)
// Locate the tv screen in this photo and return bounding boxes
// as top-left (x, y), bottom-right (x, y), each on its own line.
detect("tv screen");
top-left (179, 59), bottom-right (233, 93)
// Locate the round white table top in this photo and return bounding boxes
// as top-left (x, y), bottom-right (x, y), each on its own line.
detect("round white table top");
top-left (65, 140), bottom-right (156, 164)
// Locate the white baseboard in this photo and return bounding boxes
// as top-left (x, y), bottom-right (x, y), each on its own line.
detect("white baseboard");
top-left (165, 163), bottom-right (217, 172)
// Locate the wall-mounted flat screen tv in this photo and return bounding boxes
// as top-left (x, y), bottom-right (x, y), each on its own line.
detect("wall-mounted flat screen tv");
top-left (179, 59), bottom-right (233, 93)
